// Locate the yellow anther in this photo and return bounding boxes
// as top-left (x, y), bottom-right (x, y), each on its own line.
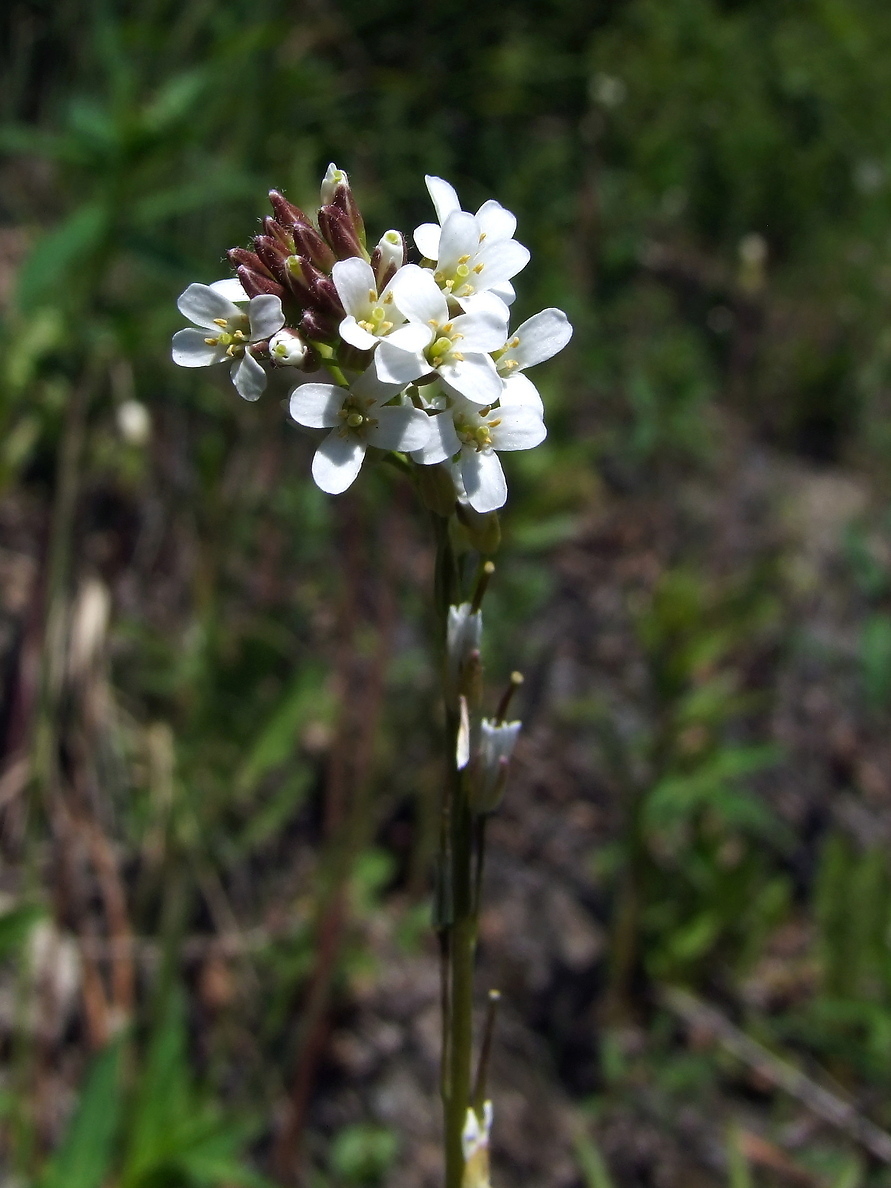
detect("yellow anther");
top-left (458, 283), bottom-right (475, 297)
top-left (503, 359), bottom-right (519, 371)
top-left (443, 322), bottom-right (453, 333)
top-left (204, 336), bottom-right (219, 346)
top-left (510, 336), bottom-right (520, 348)
top-left (458, 254), bottom-right (471, 264)
top-left (367, 289), bottom-right (377, 302)
top-left (479, 231), bottom-right (487, 241)
top-left (384, 292), bottom-right (394, 303)
top-left (213, 318), bottom-right (228, 328)
top-left (489, 417), bottom-right (502, 428)
top-left (473, 263), bottom-right (485, 273)
top-left (381, 320), bottom-right (393, 332)
top-left (453, 351), bottom-right (465, 361)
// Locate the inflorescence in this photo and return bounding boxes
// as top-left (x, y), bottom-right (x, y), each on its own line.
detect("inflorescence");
top-left (172, 165), bottom-right (572, 514)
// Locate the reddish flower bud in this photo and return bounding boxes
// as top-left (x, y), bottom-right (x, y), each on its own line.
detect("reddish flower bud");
top-left (268, 189), bottom-right (313, 232)
top-left (262, 216), bottom-right (295, 253)
top-left (318, 204), bottom-right (365, 261)
top-left (235, 264), bottom-right (285, 301)
top-left (228, 246), bottom-right (273, 279)
top-left (291, 224), bottom-right (336, 272)
top-left (299, 308), bottom-right (338, 341)
top-left (253, 235), bottom-right (289, 279)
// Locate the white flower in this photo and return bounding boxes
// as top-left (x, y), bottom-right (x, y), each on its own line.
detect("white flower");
top-left (332, 258), bottom-right (430, 354)
top-left (447, 602), bottom-right (482, 702)
top-left (413, 395), bottom-right (546, 514)
top-left (269, 329), bottom-right (308, 367)
top-left (472, 719), bottom-right (521, 812)
top-left (288, 368), bottom-right (432, 495)
top-left (374, 265), bottom-right (508, 406)
top-left (414, 175), bottom-right (529, 309)
top-left (172, 283), bottom-right (284, 402)
top-left (320, 162), bottom-right (348, 205)
top-left (495, 308), bottom-right (573, 415)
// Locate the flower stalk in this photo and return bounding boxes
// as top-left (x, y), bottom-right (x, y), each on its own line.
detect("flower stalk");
top-left (171, 164), bottom-right (572, 1187)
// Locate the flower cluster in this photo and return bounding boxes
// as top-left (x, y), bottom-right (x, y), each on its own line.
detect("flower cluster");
top-left (172, 165), bottom-right (572, 513)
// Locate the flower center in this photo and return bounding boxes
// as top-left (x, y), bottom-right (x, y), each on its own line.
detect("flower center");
top-left (204, 314), bottom-right (251, 357)
top-left (337, 395), bottom-right (378, 438)
top-left (455, 414), bottom-right (500, 452)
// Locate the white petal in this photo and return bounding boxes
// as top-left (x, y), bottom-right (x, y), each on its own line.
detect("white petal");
top-left (332, 257), bottom-right (376, 317)
top-left (473, 238), bottom-right (531, 287)
top-left (231, 351), bottom-right (267, 401)
top-left (461, 449), bottom-right (507, 513)
top-left (438, 211), bottom-right (480, 274)
top-left (414, 223), bottom-right (442, 261)
top-left (490, 405), bottom-right (546, 451)
top-left (171, 328), bottom-right (225, 367)
top-left (374, 341), bottom-right (428, 386)
top-left (426, 175), bottom-right (461, 223)
top-left (248, 295), bottom-right (285, 341)
top-left (411, 410), bottom-right (461, 464)
top-left (339, 315), bottom-right (379, 351)
top-left (505, 308), bottom-right (573, 370)
top-left (450, 308), bottom-right (508, 354)
top-left (385, 322), bottom-right (433, 354)
top-left (351, 367), bottom-right (405, 404)
top-left (474, 200), bottom-right (517, 243)
top-left (439, 354), bottom-right (503, 406)
top-left (177, 283), bottom-right (242, 329)
top-left (312, 431), bottom-right (366, 494)
top-left (458, 291), bottom-right (512, 323)
top-left (488, 280), bottom-right (516, 307)
top-left (289, 383), bottom-right (346, 428)
top-left (499, 373), bottom-right (544, 416)
top-left (389, 264), bottom-right (448, 326)
top-left (368, 405), bottom-right (432, 452)
top-left (209, 277), bottom-right (249, 302)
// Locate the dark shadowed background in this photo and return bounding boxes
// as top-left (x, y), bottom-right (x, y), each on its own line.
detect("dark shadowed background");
top-left (2, 1), bottom-right (891, 1185)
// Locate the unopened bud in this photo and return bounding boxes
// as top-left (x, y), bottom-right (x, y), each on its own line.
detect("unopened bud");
top-left (447, 602), bottom-right (482, 705)
top-left (320, 163), bottom-right (348, 206)
top-left (227, 246), bottom-right (271, 277)
top-left (236, 264), bottom-right (285, 300)
top-left (268, 189), bottom-right (313, 232)
top-left (470, 719), bottom-right (521, 814)
top-left (462, 1102), bottom-right (493, 1188)
top-left (318, 204), bottom-right (366, 261)
top-left (372, 229), bottom-right (406, 289)
top-left (262, 216), bottom-right (295, 252)
top-left (292, 224), bottom-right (336, 272)
top-left (253, 235), bottom-right (289, 280)
top-left (299, 308), bottom-right (339, 342)
top-left (269, 329), bottom-right (308, 367)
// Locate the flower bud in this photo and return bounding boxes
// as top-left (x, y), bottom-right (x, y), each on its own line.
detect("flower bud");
top-left (299, 308), bottom-right (339, 342)
top-left (469, 719), bottom-right (521, 814)
top-left (291, 223), bottom-right (336, 272)
top-left (262, 216), bottom-right (295, 253)
top-left (268, 189), bottom-right (313, 232)
top-left (235, 264), bottom-right (286, 300)
top-left (253, 235), bottom-right (289, 279)
top-left (320, 162), bottom-right (348, 207)
top-left (227, 246), bottom-right (271, 276)
top-left (318, 204), bottom-right (366, 261)
top-left (447, 602), bottom-right (482, 705)
top-left (372, 229), bottom-right (406, 289)
top-left (269, 328), bottom-right (308, 367)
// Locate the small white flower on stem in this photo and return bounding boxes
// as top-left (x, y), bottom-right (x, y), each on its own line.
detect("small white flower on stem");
top-left (414, 175), bottom-right (529, 310)
top-left (375, 265), bottom-right (508, 406)
top-left (172, 283), bottom-right (284, 401)
top-left (269, 329), bottom-right (308, 367)
top-left (495, 308), bottom-right (574, 415)
top-left (332, 258), bottom-right (430, 354)
top-left (447, 602), bottom-right (482, 702)
top-left (413, 396), bottom-right (546, 514)
top-left (473, 719), bottom-right (521, 813)
top-left (288, 368), bottom-right (432, 495)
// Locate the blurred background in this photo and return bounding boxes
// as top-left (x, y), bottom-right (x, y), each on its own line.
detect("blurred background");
top-left (2, 0), bottom-right (891, 1185)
